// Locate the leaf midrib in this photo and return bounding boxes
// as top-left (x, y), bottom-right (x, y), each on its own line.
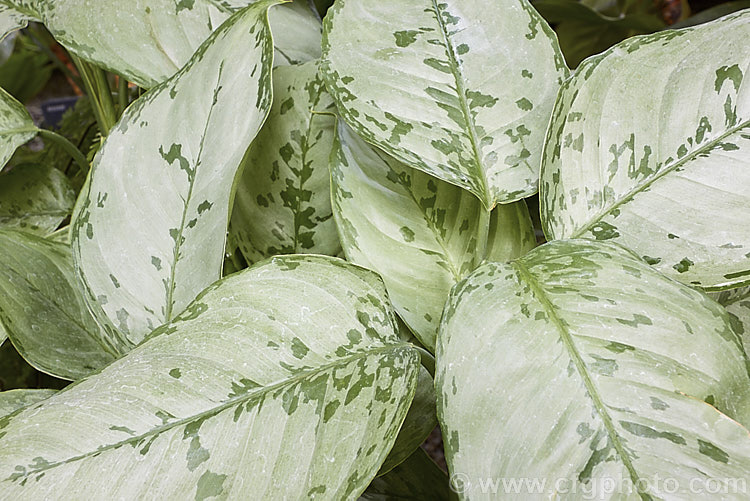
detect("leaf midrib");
top-left (511, 259), bottom-right (650, 498)
top-left (5, 343), bottom-right (415, 480)
top-left (395, 167), bottom-right (463, 283)
top-left (570, 120), bottom-right (750, 239)
top-left (164, 63), bottom-right (225, 321)
top-left (291, 98), bottom-right (322, 253)
top-left (429, 0), bottom-right (490, 208)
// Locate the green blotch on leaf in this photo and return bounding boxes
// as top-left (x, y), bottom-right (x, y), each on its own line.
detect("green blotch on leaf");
top-left (423, 57), bottom-right (451, 73)
top-left (616, 314), bottom-right (652, 328)
top-left (323, 400), bottom-right (340, 422)
top-left (590, 222), bottom-right (619, 240)
top-left (291, 337), bottom-right (310, 359)
top-left (620, 421), bottom-right (686, 445)
top-left (279, 97), bottom-right (294, 114)
top-left (197, 200), bottom-right (213, 214)
top-left (715, 64), bottom-right (743, 93)
top-left (175, 0), bottom-right (194, 12)
top-left (698, 439), bottom-right (729, 464)
top-left (673, 257), bottom-right (694, 273)
top-left (159, 143), bottom-right (194, 180)
top-left (589, 354), bottom-right (617, 376)
top-left (399, 226), bottom-right (415, 242)
top-left (393, 30), bottom-right (419, 47)
top-left (642, 255), bottom-right (661, 265)
top-left (195, 470), bottom-right (227, 501)
top-left (650, 397), bottom-right (668, 410)
top-left (183, 419), bottom-right (210, 471)
top-left (109, 425), bottom-right (136, 435)
top-left (605, 341), bottom-right (634, 354)
top-left (169, 368), bottom-right (181, 379)
top-left (515, 98), bottom-right (533, 111)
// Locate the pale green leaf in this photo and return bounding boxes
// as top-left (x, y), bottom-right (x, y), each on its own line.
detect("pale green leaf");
top-left (379, 363), bottom-right (437, 476)
top-left (331, 122), bottom-right (536, 350)
top-left (541, 11), bottom-right (750, 289)
top-left (72, 1), bottom-right (276, 347)
top-left (0, 388), bottom-right (56, 417)
top-left (362, 448), bottom-right (451, 501)
top-left (0, 85), bottom-right (36, 169)
top-left (39, 0), bottom-right (320, 89)
top-left (437, 239), bottom-right (750, 499)
top-left (0, 255), bottom-right (420, 499)
top-left (0, 230), bottom-right (117, 380)
top-left (230, 60), bottom-right (340, 264)
top-left (0, 163), bottom-right (75, 235)
top-left (321, 0), bottom-right (568, 207)
top-left (714, 286), bottom-right (750, 357)
top-left (208, 0), bottom-right (322, 66)
top-left (0, 0), bottom-right (39, 42)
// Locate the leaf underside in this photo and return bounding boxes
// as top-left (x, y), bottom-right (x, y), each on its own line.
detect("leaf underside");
top-left (0, 230), bottom-right (116, 380)
top-left (0, 163), bottom-right (75, 236)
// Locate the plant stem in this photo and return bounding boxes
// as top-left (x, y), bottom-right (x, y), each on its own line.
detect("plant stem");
top-left (117, 76), bottom-right (129, 116)
top-left (476, 207), bottom-right (491, 265)
top-left (414, 346), bottom-right (436, 378)
top-left (37, 129), bottom-right (90, 173)
top-left (71, 55), bottom-right (117, 134)
top-left (91, 66), bottom-right (117, 129)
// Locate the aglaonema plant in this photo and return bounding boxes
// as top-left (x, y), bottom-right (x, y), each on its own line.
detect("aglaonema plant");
top-left (0, 0), bottom-right (748, 498)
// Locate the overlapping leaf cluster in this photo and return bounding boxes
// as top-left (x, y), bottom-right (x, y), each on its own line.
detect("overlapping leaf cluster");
top-left (0, 0), bottom-right (748, 498)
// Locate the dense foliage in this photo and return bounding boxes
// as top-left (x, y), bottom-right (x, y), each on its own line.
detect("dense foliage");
top-left (0, 0), bottom-right (748, 499)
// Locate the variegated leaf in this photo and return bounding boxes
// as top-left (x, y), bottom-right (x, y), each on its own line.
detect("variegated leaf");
top-left (321, 0), bottom-right (568, 208)
top-left (379, 363), bottom-right (437, 476)
top-left (72, 1), bottom-right (276, 347)
top-left (0, 389), bottom-right (56, 417)
top-left (362, 449), bottom-right (450, 501)
top-left (541, 11), bottom-right (750, 290)
top-left (0, 0), bottom-right (39, 42)
top-left (209, 0), bottom-right (322, 65)
top-left (0, 230), bottom-right (117, 380)
top-left (231, 60), bottom-right (339, 264)
top-left (0, 163), bottom-right (75, 235)
top-left (331, 122), bottom-right (536, 350)
top-left (39, 0), bottom-right (320, 89)
top-left (437, 239), bottom-right (750, 500)
top-left (0, 85), bottom-right (36, 169)
top-left (0, 255), bottom-right (420, 499)
top-left (714, 286), bottom-right (750, 357)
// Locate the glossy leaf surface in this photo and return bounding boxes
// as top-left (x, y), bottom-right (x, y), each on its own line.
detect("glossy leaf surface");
top-left (0, 255), bottom-right (420, 499)
top-left (541, 11), bottom-right (750, 289)
top-left (438, 239), bottom-right (750, 499)
top-left (72, 1), bottom-right (276, 346)
top-left (322, 0), bottom-right (568, 207)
